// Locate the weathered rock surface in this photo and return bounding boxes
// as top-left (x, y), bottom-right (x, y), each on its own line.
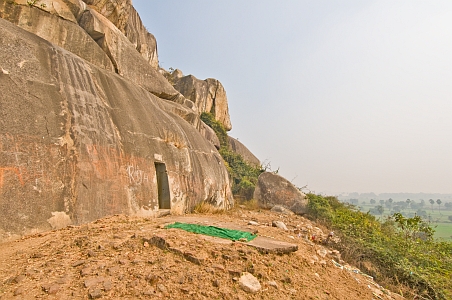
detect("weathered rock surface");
top-left (173, 74), bottom-right (232, 131)
top-left (0, 17), bottom-right (232, 239)
top-left (78, 8), bottom-right (184, 101)
top-left (254, 172), bottom-right (308, 215)
top-left (82, 0), bottom-right (131, 32)
top-left (124, 6), bottom-right (159, 69)
top-left (75, 0), bottom-right (158, 69)
top-left (158, 101), bottom-right (220, 149)
top-left (0, 1), bottom-right (185, 105)
top-left (228, 136), bottom-right (260, 166)
top-left (0, 0), bottom-right (114, 72)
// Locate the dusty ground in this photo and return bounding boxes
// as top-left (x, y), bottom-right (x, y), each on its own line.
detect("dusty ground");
top-left (0, 208), bottom-right (405, 299)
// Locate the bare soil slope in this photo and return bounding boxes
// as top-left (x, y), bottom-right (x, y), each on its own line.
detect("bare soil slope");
top-left (0, 208), bottom-right (404, 299)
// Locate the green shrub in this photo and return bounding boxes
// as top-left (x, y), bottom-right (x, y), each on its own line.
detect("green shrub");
top-left (200, 112), bottom-right (228, 147)
top-left (201, 112), bottom-right (263, 200)
top-left (306, 193), bottom-right (452, 300)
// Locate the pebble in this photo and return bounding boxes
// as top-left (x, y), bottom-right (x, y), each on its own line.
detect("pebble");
top-left (157, 283), bottom-right (168, 294)
top-left (317, 248), bottom-right (328, 258)
top-left (103, 279), bottom-right (112, 291)
top-left (143, 287), bottom-right (156, 295)
top-left (268, 280), bottom-right (278, 288)
top-left (145, 274), bottom-right (159, 285)
top-left (282, 276), bottom-right (292, 284)
top-left (212, 279), bottom-right (220, 287)
top-left (13, 275), bottom-right (26, 284)
top-left (228, 269), bottom-right (241, 277)
top-left (239, 272), bottom-right (261, 293)
top-left (89, 288), bottom-right (103, 299)
top-left (72, 260), bottom-right (86, 267)
top-left (41, 283), bottom-right (60, 294)
top-left (13, 287), bottom-right (25, 296)
top-left (80, 268), bottom-right (91, 277)
top-left (212, 264), bottom-right (225, 271)
top-left (272, 221), bottom-right (288, 231)
top-left (84, 277), bottom-right (105, 288)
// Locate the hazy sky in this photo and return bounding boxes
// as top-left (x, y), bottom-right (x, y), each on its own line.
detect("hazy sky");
top-left (133, 1), bottom-right (452, 195)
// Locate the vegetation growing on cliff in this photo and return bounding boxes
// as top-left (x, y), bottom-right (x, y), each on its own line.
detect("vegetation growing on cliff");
top-left (201, 112), bottom-right (263, 199)
top-left (306, 194), bottom-right (452, 300)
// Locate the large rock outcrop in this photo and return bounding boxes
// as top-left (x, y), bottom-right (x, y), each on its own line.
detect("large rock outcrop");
top-left (0, 0), bottom-right (190, 106)
top-left (124, 6), bottom-right (159, 69)
top-left (72, 0), bottom-right (159, 69)
top-left (81, 0), bottom-right (131, 32)
top-left (78, 8), bottom-right (176, 96)
top-left (0, 0), bottom-right (115, 72)
top-left (228, 137), bottom-right (260, 166)
top-left (0, 16), bottom-right (232, 240)
top-left (172, 73), bottom-right (233, 131)
top-left (254, 172), bottom-right (308, 215)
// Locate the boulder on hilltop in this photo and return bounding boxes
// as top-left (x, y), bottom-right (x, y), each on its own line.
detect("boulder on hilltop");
top-left (254, 172), bottom-right (308, 215)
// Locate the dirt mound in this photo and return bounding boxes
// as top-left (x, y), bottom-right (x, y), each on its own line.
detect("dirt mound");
top-left (0, 209), bottom-right (404, 299)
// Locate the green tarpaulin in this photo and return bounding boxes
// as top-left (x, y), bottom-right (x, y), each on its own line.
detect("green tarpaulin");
top-left (164, 222), bottom-right (257, 242)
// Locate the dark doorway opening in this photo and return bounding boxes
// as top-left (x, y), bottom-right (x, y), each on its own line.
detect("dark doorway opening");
top-left (155, 162), bottom-right (170, 209)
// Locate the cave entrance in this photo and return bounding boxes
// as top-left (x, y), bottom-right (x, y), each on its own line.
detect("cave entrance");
top-left (155, 162), bottom-right (170, 209)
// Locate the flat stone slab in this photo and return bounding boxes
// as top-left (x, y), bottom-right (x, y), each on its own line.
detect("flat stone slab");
top-left (245, 237), bottom-right (298, 254)
top-left (161, 216), bottom-right (298, 254)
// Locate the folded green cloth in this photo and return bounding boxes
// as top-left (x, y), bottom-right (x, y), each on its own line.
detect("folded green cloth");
top-left (165, 222), bottom-right (257, 242)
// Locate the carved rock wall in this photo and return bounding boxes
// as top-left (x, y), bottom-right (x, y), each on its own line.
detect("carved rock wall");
top-left (0, 18), bottom-right (232, 240)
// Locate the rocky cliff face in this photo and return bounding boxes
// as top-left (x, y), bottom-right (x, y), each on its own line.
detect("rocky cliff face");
top-left (228, 137), bottom-right (260, 166)
top-left (165, 70), bottom-right (233, 131)
top-left (0, 0), bottom-right (235, 240)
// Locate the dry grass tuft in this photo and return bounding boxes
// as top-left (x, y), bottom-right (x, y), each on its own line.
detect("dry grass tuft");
top-left (236, 198), bottom-right (259, 210)
top-left (193, 202), bottom-right (225, 214)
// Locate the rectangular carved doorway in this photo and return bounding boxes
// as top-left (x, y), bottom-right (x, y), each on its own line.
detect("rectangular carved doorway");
top-left (155, 162), bottom-right (171, 209)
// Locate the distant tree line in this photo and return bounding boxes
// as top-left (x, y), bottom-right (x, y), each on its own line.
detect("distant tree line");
top-left (342, 198), bottom-right (452, 220)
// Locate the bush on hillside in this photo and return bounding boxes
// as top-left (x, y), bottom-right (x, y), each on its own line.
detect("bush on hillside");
top-left (306, 194), bottom-right (452, 300)
top-left (200, 112), bottom-right (263, 200)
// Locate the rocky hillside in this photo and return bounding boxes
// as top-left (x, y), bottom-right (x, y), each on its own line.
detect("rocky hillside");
top-left (0, 207), bottom-right (404, 299)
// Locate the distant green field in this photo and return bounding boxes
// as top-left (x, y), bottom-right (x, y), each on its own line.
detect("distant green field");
top-left (354, 204), bottom-right (452, 241)
top-left (433, 223), bottom-right (452, 240)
